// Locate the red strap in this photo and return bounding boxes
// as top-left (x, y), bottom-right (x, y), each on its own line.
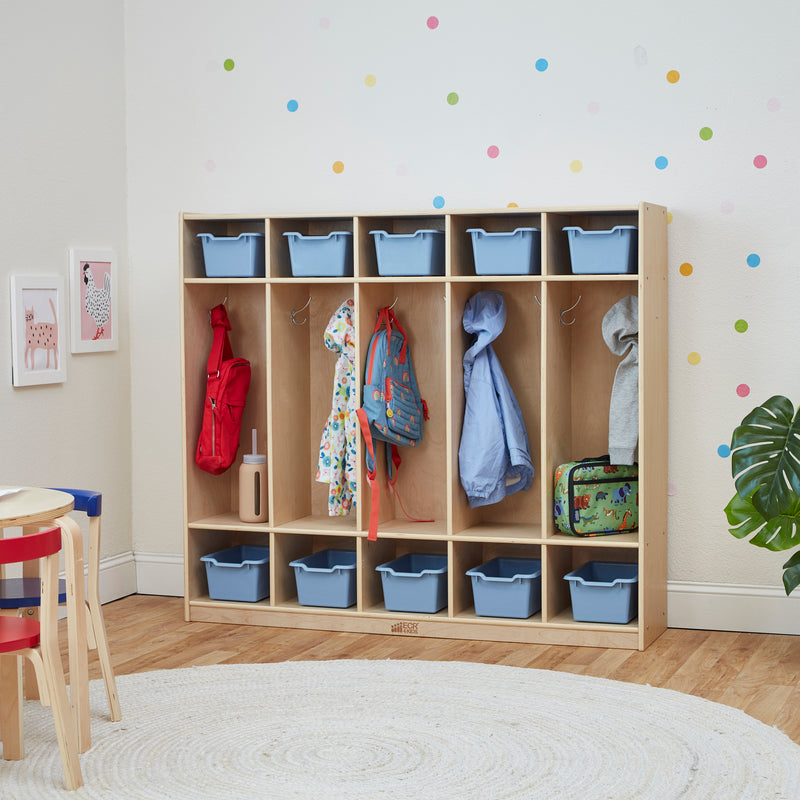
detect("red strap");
top-left (375, 306), bottom-right (407, 365)
top-left (207, 304), bottom-right (233, 376)
top-left (356, 408), bottom-right (380, 541)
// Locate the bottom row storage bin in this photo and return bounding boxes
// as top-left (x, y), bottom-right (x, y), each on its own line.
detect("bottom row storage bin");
top-left (467, 557), bottom-right (542, 619)
top-left (289, 549), bottom-right (357, 608)
top-left (201, 545), bottom-right (270, 602)
top-left (376, 553), bottom-right (448, 613)
top-left (563, 561), bottom-right (638, 623)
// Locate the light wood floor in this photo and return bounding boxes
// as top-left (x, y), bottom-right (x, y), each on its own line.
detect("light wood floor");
top-left (71, 594), bottom-right (800, 745)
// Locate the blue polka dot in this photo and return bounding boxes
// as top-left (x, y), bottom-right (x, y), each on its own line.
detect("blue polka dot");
top-left (287, 99), bottom-right (298, 112)
top-left (747, 253), bottom-right (761, 268)
top-left (655, 156), bottom-right (669, 170)
top-left (717, 444), bottom-right (731, 458)
top-left (535, 58), bottom-right (549, 72)
top-left (433, 195), bottom-right (445, 209)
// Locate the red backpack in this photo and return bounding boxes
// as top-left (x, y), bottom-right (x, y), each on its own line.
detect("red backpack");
top-left (195, 304), bottom-right (251, 475)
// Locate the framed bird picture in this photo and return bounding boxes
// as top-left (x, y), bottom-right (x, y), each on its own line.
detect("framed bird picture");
top-left (68, 248), bottom-right (118, 353)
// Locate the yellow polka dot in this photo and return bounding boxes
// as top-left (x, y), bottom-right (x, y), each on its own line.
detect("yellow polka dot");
top-left (666, 211), bottom-right (673, 224)
top-left (570, 160), bottom-right (583, 173)
top-left (687, 351), bottom-right (701, 365)
top-left (365, 74), bottom-right (376, 87)
top-left (667, 70), bottom-right (680, 84)
top-left (507, 202), bottom-right (519, 208)
top-left (679, 262), bottom-right (693, 276)
top-left (332, 161), bottom-right (344, 174)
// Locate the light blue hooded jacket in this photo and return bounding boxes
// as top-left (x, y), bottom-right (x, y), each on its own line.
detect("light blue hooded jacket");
top-left (458, 290), bottom-right (534, 508)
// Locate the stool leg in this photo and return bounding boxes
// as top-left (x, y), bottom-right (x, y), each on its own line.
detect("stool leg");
top-left (21, 525), bottom-right (40, 702)
top-left (0, 654), bottom-right (24, 760)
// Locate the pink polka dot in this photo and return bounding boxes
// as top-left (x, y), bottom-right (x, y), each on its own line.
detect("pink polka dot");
top-left (736, 383), bottom-right (750, 397)
top-left (721, 201), bottom-right (735, 214)
top-left (427, 16), bottom-right (439, 29)
top-left (753, 154), bottom-right (768, 169)
top-left (487, 145), bottom-right (500, 159)
top-left (205, 159), bottom-right (216, 172)
top-left (319, 17), bottom-right (330, 29)
top-left (767, 97), bottom-right (781, 112)
top-left (667, 482), bottom-right (678, 496)
top-left (587, 101), bottom-right (600, 115)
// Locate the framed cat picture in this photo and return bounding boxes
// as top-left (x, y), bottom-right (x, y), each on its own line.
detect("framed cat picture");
top-left (68, 248), bottom-right (118, 353)
top-left (10, 275), bottom-right (67, 387)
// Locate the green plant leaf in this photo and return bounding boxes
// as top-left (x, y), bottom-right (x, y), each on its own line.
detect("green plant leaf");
top-left (782, 551), bottom-right (800, 595)
top-left (731, 395), bottom-right (800, 519)
top-left (725, 491), bottom-right (800, 551)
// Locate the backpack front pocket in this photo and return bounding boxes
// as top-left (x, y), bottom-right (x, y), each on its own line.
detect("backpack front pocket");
top-left (384, 377), bottom-right (423, 446)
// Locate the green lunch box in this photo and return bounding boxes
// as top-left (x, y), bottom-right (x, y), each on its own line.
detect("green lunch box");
top-left (554, 456), bottom-right (638, 536)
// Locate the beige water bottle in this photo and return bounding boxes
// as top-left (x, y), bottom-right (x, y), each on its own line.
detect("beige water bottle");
top-left (239, 429), bottom-right (267, 523)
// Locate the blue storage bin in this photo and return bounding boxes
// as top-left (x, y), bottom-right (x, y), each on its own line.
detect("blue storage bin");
top-left (376, 553), bottom-right (447, 613)
top-left (467, 228), bottom-right (541, 275)
top-left (197, 233), bottom-right (265, 278)
top-left (564, 561), bottom-right (638, 624)
top-left (201, 544), bottom-right (270, 602)
top-left (370, 230), bottom-right (445, 276)
top-left (283, 231), bottom-right (353, 277)
top-left (289, 548), bottom-right (357, 608)
top-left (563, 226), bottom-right (638, 274)
top-left (466, 557), bottom-right (542, 619)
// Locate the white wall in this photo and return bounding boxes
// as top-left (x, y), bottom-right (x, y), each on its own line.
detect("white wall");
top-left (1, 1), bottom-right (134, 596)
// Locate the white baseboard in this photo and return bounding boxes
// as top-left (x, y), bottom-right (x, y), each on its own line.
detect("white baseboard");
top-left (126, 554), bottom-right (800, 635)
top-left (98, 551), bottom-right (138, 603)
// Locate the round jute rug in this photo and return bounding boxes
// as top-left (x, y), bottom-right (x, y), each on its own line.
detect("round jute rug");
top-left (3, 659), bottom-right (799, 799)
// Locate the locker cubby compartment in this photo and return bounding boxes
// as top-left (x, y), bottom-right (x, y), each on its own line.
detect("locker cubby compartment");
top-left (181, 215), bottom-right (267, 281)
top-left (544, 544), bottom-right (639, 627)
top-left (543, 210), bottom-right (639, 277)
top-left (449, 281), bottom-right (542, 539)
top-left (268, 282), bottom-right (358, 532)
top-left (268, 217), bottom-right (354, 279)
top-left (361, 537), bottom-right (448, 615)
top-left (187, 528), bottom-right (271, 604)
top-left (270, 533), bottom-right (358, 610)
top-left (357, 282), bottom-right (449, 536)
top-left (182, 282), bottom-right (268, 527)
top-left (451, 541), bottom-right (543, 620)
top-left (448, 212), bottom-right (543, 278)
top-left (355, 215), bottom-right (446, 279)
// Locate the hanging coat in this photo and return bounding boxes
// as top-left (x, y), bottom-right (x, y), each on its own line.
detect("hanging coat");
top-left (458, 290), bottom-right (534, 508)
top-left (316, 298), bottom-right (357, 515)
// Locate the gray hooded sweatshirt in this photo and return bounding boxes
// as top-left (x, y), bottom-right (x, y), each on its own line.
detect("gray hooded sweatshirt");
top-left (602, 295), bottom-right (639, 465)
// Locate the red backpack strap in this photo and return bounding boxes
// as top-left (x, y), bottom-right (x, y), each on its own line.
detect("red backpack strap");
top-left (207, 304), bottom-right (233, 377)
top-left (356, 408), bottom-right (380, 541)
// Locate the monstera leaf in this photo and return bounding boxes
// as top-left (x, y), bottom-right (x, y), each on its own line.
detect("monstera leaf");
top-left (725, 490), bottom-right (800, 551)
top-left (730, 395), bottom-right (800, 520)
top-left (782, 551), bottom-right (800, 595)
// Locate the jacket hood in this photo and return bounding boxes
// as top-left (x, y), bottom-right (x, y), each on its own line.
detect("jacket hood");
top-left (463, 290), bottom-right (506, 364)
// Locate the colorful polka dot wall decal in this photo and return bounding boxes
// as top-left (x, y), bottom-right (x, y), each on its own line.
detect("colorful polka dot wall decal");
top-left (753, 154), bottom-right (768, 169)
top-left (666, 70), bottom-right (680, 83)
top-left (332, 161), bottom-right (344, 174)
top-left (747, 253), bottom-right (760, 267)
top-left (587, 101), bottom-right (600, 115)
top-left (734, 319), bottom-right (748, 333)
top-left (699, 127), bottom-right (713, 141)
top-left (223, 58), bottom-right (235, 71)
top-left (687, 351), bottom-right (701, 365)
top-left (767, 97), bottom-right (781, 111)
top-left (365, 74), bottom-right (376, 87)
top-left (319, 17), bottom-right (330, 29)
top-left (486, 145), bottom-right (500, 159)
top-left (535, 58), bottom-right (549, 72)
top-left (721, 201), bottom-right (734, 214)
top-left (287, 99), bottom-right (299, 112)
top-left (667, 481), bottom-right (677, 496)
top-left (447, 92), bottom-right (459, 105)
top-left (205, 159), bottom-right (216, 172)
top-left (655, 156), bottom-right (669, 170)
top-left (427, 16), bottom-right (439, 29)
top-left (679, 262), bottom-right (693, 276)
top-left (667, 212), bottom-right (673, 224)
top-left (507, 203), bottom-right (519, 208)
top-left (433, 195), bottom-right (445, 209)
top-left (570, 160), bottom-right (583, 173)
top-left (717, 444), bottom-right (731, 458)
top-left (736, 383), bottom-right (750, 397)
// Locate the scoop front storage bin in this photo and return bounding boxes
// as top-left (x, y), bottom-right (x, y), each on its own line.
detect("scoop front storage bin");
top-left (563, 226), bottom-right (638, 274)
top-left (563, 561), bottom-right (638, 623)
top-left (467, 228), bottom-right (541, 275)
top-left (289, 548), bottom-right (357, 608)
top-left (466, 557), bottom-right (542, 618)
top-left (283, 231), bottom-right (353, 277)
top-left (197, 233), bottom-right (265, 278)
top-left (376, 553), bottom-right (447, 613)
top-left (371, 230), bottom-right (445, 276)
top-left (200, 544), bottom-right (270, 602)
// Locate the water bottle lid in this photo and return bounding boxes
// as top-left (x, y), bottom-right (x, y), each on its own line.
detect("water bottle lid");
top-left (243, 454), bottom-right (266, 465)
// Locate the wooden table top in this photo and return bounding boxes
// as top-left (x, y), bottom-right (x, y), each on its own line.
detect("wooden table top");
top-left (0, 486), bottom-right (74, 527)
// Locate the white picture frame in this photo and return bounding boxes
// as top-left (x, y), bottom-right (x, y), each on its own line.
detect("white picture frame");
top-left (10, 275), bottom-right (67, 387)
top-left (68, 248), bottom-right (118, 353)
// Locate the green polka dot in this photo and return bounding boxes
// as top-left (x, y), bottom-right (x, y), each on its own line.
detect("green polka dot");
top-left (224, 59), bottom-right (235, 71)
top-left (699, 127), bottom-right (713, 140)
top-left (447, 92), bottom-right (459, 105)
top-left (734, 319), bottom-right (748, 333)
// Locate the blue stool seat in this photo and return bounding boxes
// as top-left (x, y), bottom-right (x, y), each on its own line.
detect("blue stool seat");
top-left (0, 577), bottom-right (67, 607)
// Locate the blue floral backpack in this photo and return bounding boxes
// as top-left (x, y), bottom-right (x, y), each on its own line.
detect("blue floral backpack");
top-left (355, 306), bottom-right (430, 540)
